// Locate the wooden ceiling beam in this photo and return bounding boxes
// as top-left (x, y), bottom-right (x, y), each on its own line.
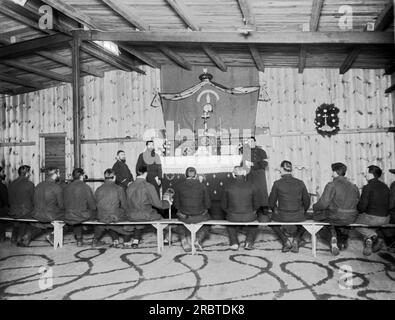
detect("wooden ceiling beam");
top-left (158, 46), bottom-right (192, 70)
top-left (310, 0), bottom-right (324, 31)
top-left (165, 0), bottom-right (200, 30)
top-left (201, 45), bottom-right (227, 72)
top-left (237, 0), bottom-right (255, 26)
top-left (0, 34), bottom-right (71, 59)
top-left (118, 44), bottom-right (160, 69)
top-left (1, 60), bottom-right (72, 83)
top-left (375, 1), bottom-right (394, 31)
top-left (80, 30), bottom-right (394, 45)
top-left (81, 42), bottom-right (145, 74)
top-left (248, 44), bottom-right (264, 72)
top-left (298, 45), bottom-right (307, 73)
top-left (36, 51), bottom-right (104, 78)
top-left (40, 0), bottom-right (99, 30)
top-left (101, 0), bottom-right (148, 30)
top-left (0, 74), bottom-right (44, 89)
top-left (41, 0), bottom-right (151, 72)
top-left (340, 47), bottom-right (360, 74)
top-left (102, 0), bottom-right (187, 70)
top-left (384, 64), bottom-right (395, 75)
top-left (164, 0), bottom-right (226, 71)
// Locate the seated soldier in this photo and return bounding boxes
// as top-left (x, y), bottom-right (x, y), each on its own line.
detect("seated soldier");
top-left (354, 165), bottom-right (390, 256)
top-left (125, 165), bottom-right (169, 248)
top-left (221, 166), bottom-right (259, 251)
top-left (21, 167), bottom-right (64, 246)
top-left (8, 165), bottom-right (34, 245)
top-left (0, 166), bottom-right (9, 242)
top-left (174, 167), bottom-right (211, 252)
top-left (64, 168), bottom-right (97, 247)
top-left (268, 161), bottom-right (311, 253)
top-left (313, 162), bottom-right (359, 256)
top-left (93, 169), bottom-right (132, 248)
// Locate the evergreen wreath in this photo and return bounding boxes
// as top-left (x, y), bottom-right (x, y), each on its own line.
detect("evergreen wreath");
top-left (314, 103), bottom-right (340, 137)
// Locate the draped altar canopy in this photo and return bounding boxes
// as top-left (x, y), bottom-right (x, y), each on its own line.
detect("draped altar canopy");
top-left (158, 66), bottom-right (263, 134)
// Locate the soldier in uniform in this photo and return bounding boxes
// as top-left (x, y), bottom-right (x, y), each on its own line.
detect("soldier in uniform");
top-left (241, 137), bottom-right (269, 217)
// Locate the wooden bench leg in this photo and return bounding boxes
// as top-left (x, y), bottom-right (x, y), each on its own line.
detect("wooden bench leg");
top-left (152, 223), bottom-right (168, 254)
top-left (302, 225), bottom-right (324, 258)
top-left (184, 224), bottom-right (202, 255)
top-left (51, 221), bottom-right (65, 250)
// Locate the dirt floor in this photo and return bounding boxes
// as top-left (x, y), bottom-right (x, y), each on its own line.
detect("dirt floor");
top-left (0, 226), bottom-right (394, 300)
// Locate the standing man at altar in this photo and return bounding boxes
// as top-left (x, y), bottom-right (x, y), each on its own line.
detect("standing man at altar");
top-left (136, 140), bottom-right (163, 197)
top-left (242, 136), bottom-right (270, 216)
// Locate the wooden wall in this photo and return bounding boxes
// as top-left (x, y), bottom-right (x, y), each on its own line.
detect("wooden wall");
top-left (1, 66), bottom-right (394, 195)
top-left (256, 68), bottom-right (395, 195)
top-left (0, 66), bottom-right (163, 189)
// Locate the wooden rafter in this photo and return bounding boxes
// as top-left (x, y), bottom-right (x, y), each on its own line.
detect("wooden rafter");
top-left (36, 51), bottom-right (104, 78)
top-left (340, 47), bottom-right (361, 74)
top-left (80, 30), bottom-right (394, 45)
top-left (237, 0), bottom-right (255, 26)
top-left (310, 0), bottom-right (324, 32)
top-left (0, 74), bottom-right (44, 89)
top-left (80, 42), bottom-right (144, 74)
top-left (384, 64), bottom-right (395, 75)
top-left (0, 15), bottom-right (103, 78)
top-left (101, 0), bottom-right (147, 30)
top-left (201, 45), bottom-right (227, 72)
top-left (248, 45), bottom-right (264, 72)
top-left (102, 0), bottom-right (192, 70)
top-left (164, 0), bottom-right (226, 71)
top-left (158, 46), bottom-right (192, 70)
top-left (39, 0), bottom-right (147, 73)
top-left (298, 45), bottom-right (307, 74)
top-left (0, 34), bottom-right (71, 59)
top-left (165, 0), bottom-right (200, 30)
top-left (375, 1), bottom-right (394, 31)
top-left (119, 44), bottom-right (160, 69)
top-left (0, 60), bottom-right (72, 83)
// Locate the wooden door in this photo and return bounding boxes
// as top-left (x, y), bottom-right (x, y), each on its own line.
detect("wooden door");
top-left (44, 135), bottom-right (66, 182)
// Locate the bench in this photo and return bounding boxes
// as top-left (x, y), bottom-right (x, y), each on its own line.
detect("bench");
top-left (1, 216), bottom-right (394, 258)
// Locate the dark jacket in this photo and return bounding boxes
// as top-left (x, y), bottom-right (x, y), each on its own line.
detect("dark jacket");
top-left (313, 176), bottom-right (359, 225)
top-left (136, 152), bottom-right (163, 194)
top-left (32, 178), bottom-right (64, 222)
top-left (64, 180), bottom-right (97, 224)
top-left (0, 182), bottom-right (9, 216)
top-left (125, 177), bottom-right (168, 221)
top-left (357, 178), bottom-right (390, 217)
top-left (221, 178), bottom-right (259, 222)
top-left (112, 160), bottom-right (134, 189)
top-left (8, 176), bottom-right (34, 219)
top-left (174, 178), bottom-right (211, 219)
top-left (269, 174), bottom-right (310, 221)
top-left (95, 181), bottom-right (127, 223)
top-left (242, 146), bottom-right (268, 171)
top-left (388, 181), bottom-right (395, 221)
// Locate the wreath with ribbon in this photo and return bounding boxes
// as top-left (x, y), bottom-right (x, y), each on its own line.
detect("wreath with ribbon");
top-left (314, 103), bottom-right (340, 137)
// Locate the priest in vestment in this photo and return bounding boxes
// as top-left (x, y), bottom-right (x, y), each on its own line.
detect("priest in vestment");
top-left (136, 140), bottom-right (163, 196)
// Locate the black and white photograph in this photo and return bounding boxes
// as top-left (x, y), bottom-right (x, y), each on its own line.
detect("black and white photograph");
top-left (0, 0), bottom-right (394, 304)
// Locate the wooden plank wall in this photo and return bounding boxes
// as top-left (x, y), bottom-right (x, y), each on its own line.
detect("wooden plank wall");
top-left (255, 68), bottom-right (395, 195)
top-left (1, 66), bottom-right (393, 195)
top-left (0, 66), bottom-right (163, 190)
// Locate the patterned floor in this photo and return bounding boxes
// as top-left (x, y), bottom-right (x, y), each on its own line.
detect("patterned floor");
top-left (0, 227), bottom-right (394, 300)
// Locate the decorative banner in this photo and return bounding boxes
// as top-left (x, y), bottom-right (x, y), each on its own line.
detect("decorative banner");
top-left (154, 66), bottom-right (269, 134)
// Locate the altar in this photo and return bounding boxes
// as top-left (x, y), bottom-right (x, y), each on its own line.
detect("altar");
top-left (161, 154), bottom-right (243, 219)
